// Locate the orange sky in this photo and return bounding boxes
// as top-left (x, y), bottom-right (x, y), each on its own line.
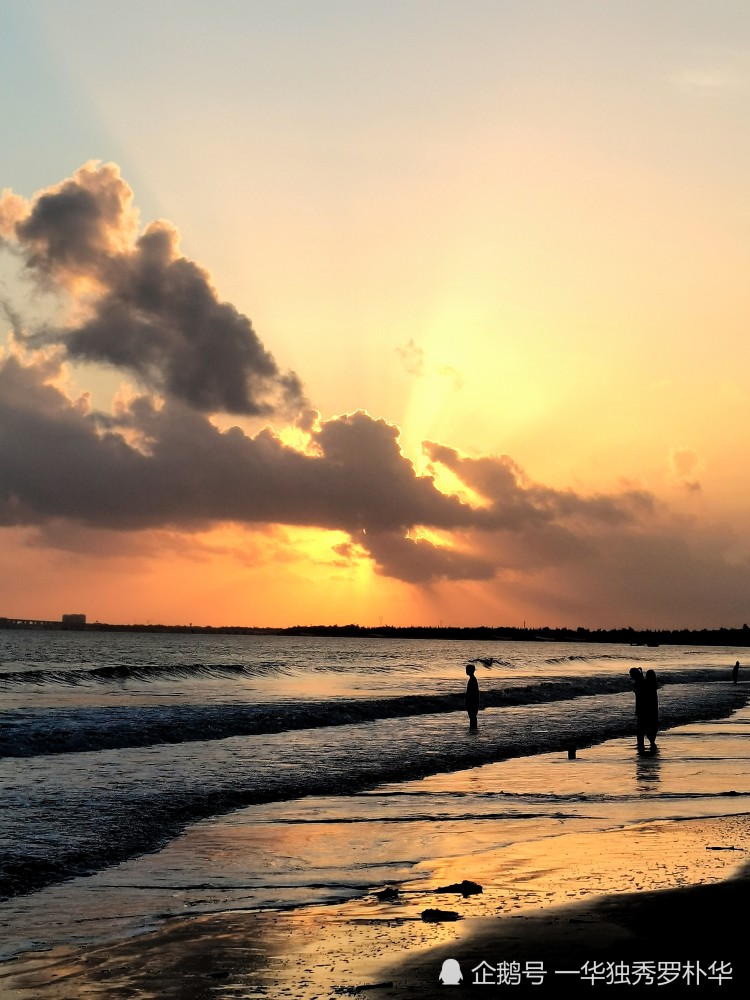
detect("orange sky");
top-left (1, 3), bottom-right (750, 628)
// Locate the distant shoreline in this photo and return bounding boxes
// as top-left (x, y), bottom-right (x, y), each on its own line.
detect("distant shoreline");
top-left (1, 616), bottom-right (748, 647)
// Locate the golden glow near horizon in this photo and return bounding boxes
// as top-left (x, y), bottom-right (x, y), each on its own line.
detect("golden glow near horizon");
top-left (1, 2), bottom-right (750, 628)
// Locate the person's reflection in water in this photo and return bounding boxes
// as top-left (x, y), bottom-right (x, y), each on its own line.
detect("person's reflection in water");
top-left (635, 746), bottom-right (662, 787)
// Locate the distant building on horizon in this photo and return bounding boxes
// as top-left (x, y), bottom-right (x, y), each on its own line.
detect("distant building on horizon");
top-left (61, 613), bottom-right (86, 629)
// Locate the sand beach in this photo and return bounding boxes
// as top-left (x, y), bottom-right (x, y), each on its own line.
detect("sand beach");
top-left (2, 696), bottom-right (749, 999)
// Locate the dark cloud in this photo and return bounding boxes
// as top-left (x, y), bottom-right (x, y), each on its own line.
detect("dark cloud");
top-left (424, 441), bottom-right (656, 530)
top-left (13, 163), bottom-right (135, 284)
top-left (508, 523), bottom-right (750, 628)
top-left (0, 355), bottom-right (149, 530)
top-left (62, 221), bottom-right (305, 416)
top-left (359, 530), bottom-right (496, 583)
top-left (0, 355), bottom-right (470, 535)
top-left (3, 163), bottom-right (305, 417)
top-left (311, 411), bottom-right (474, 532)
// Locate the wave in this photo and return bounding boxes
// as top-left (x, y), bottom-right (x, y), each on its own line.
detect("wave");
top-left (267, 810), bottom-right (589, 824)
top-left (363, 786), bottom-right (750, 802)
top-left (542, 652), bottom-right (646, 665)
top-left (0, 673), bottom-right (724, 758)
top-left (0, 661), bottom-right (287, 686)
top-left (0, 683), bottom-right (746, 903)
top-left (0, 656), bottom-right (445, 686)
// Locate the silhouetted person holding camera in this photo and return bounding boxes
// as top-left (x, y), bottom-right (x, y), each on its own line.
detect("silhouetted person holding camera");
top-left (643, 669), bottom-right (659, 752)
top-left (629, 667), bottom-right (647, 753)
top-left (465, 663), bottom-right (480, 730)
top-left (630, 666), bottom-right (658, 754)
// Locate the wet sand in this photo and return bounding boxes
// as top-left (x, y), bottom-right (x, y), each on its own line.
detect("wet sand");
top-left (2, 813), bottom-right (747, 998)
top-left (2, 711), bottom-right (749, 998)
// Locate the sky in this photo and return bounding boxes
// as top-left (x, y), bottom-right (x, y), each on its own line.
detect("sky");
top-left (1, 0), bottom-right (749, 629)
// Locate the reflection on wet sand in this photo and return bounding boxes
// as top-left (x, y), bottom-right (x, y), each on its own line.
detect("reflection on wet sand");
top-left (635, 746), bottom-right (662, 786)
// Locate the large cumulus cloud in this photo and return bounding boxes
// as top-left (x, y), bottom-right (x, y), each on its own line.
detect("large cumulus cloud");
top-left (1, 162), bottom-right (304, 416)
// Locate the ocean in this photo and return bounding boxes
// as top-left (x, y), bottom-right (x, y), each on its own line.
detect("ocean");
top-left (0, 630), bottom-right (747, 964)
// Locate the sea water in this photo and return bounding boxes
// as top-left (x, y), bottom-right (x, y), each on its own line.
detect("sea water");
top-left (0, 631), bottom-right (747, 959)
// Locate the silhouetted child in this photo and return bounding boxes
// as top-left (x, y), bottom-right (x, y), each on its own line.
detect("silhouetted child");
top-left (465, 663), bottom-right (480, 730)
top-left (733, 661), bottom-right (740, 684)
top-left (643, 669), bottom-right (659, 752)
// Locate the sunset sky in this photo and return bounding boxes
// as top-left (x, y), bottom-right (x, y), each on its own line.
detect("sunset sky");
top-left (2, 1), bottom-right (750, 628)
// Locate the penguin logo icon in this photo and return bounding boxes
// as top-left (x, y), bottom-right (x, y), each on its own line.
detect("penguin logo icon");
top-left (439, 958), bottom-right (463, 985)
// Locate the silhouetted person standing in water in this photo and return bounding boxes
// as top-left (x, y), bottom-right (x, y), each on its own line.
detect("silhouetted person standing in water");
top-left (629, 667), bottom-right (647, 753)
top-left (465, 663), bottom-right (480, 730)
top-left (733, 661), bottom-right (740, 684)
top-left (643, 669), bottom-right (659, 752)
